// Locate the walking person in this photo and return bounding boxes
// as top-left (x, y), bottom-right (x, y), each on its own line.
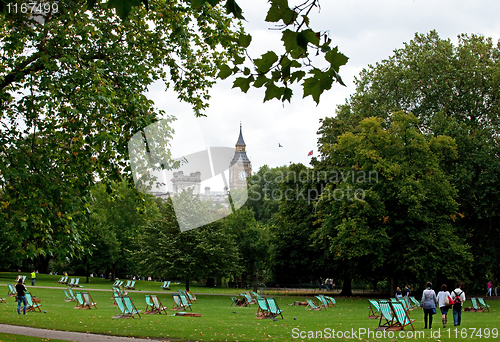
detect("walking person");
top-left (436, 284), bottom-right (451, 328)
top-left (450, 283), bottom-right (465, 326)
top-left (404, 285), bottom-right (411, 297)
top-left (31, 270), bottom-right (36, 286)
top-left (15, 279), bottom-right (28, 315)
top-left (421, 282), bottom-right (437, 329)
top-left (486, 280), bottom-right (492, 296)
top-left (494, 278), bottom-right (498, 296)
top-left (395, 286), bottom-right (403, 299)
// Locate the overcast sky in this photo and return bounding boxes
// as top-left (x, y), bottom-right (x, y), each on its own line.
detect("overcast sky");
top-left (146, 0), bottom-right (500, 179)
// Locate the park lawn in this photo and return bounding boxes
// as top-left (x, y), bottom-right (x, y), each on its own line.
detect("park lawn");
top-left (0, 332), bottom-right (68, 342)
top-left (1, 284), bottom-right (499, 342)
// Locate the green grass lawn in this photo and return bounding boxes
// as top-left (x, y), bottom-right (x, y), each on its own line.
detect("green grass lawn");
top-left (1, 272), bottom-right (499, 341)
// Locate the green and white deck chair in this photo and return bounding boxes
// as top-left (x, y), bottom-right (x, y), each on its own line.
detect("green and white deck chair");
top-left (113, 295), bottom-right (136, 318)
top-left (67, 278), bottom-right (75, 287)
top-left (470, 297), bottom-right (482, 312)
top-left (400, 297), bottom-right (410, 312)
top-left (256, 298), bottom-right (270, 318)
top-left (73, 278), bottom-right (82, 287)
top-left (25, 292), bottom-right (42, 312)
top-left (252, 291), bottom-right (263, 300)
top-left (179, 294), bottom-right (193, 311)
top-left (368, 300), bottom-right (380, 319)
top-left (477, 298), bottom-right (490, 312)
top-left (7, 284), bottom-right (16, 297)
top-left (305, 299), bottom-right (321, 311)
top-left (186, 291), bottom-right (197, 303)
top-left (243, 293), bottom-right (254, 305)
top-left (144, 295), bottom-right (154, 313)
top-left (389, 298), bottom-right (399, 303)
top-left (124, 281), bottom-right (131, 288)
top-left (57, 276), bottom-right (65, 284)
top-left (74, 292), bottom-right (85, 309)
top-left (172, 294), bottom-right (183, 310)
top-left (403, 296), bottom-right (411, 310)
top-left (325, 296), bottom-right (336, 307)
top-left (61, 276), bottom-right (69, 284)
top-left (123, 296), bottom-right (142, 318)
top-left (389, 301), bottom-right (415, 331)
top-left (266, 298), bottom-right (283, 319)
top-left (376, 301), bottom-right (394, 331)
top-left (315, 295), bottom-right (329, 309)
top-left (151, 295), bottom-right (168, 314)
top-left (67, 287), bottom-right (77, 301)
top-left (112, 280), bottom-right (120, 287)
top-left (409, 296), bottom-right (420, 308)
top-left (127, 281), bottom-right (136, 290)
top-left (161, 281), bottom-right (171, 290)
top-left (82, 292), bottom-right (97, 309)
top-left (63, 289), bottom-right (74, 302)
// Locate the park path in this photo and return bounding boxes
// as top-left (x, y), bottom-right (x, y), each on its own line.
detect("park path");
top-left (0, 323), bottom-right (169, 342)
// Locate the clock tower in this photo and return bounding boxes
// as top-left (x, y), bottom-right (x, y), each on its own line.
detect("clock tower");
top-left (229, 123), bottom-right (252, 189)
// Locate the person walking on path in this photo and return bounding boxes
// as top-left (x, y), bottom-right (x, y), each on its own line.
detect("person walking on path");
top-left (436, 284), bottom-right (451, 328)
top-left (450, 283), bottom-right (466, 326)
top-left (421, 282), bottom-right (437, 329)
top-left (31, 271), bottom-right (36, 286)
top-left (15, 279), bottom-right (28, 315)
top-left (486, 280), bottom-right (492, 296)
top-left (494, 278), bottom-right (498, 296)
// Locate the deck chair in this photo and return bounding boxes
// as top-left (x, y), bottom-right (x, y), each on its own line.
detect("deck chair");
top-left (477, 298), bottom-right (490, 312)
top-left (409, 296), bottom-right (420, 308)
top-left (73, 278), bottom-right (82, 287)
top-left (25, 292), bottom-right (42, 312)
top-left (400, 297), bottom-right (410, 312)
top-left (325, 296), bottom-right (336, 307)
top-left (316, 295), bottom-right (329, 308)
top-left (67, 278), bottom-right (75, 287)
top-left (117, 280), bottom-right (124, 287)
top-left (122, 296), bottom-right (142, 318)
top-left (74, 292), bottom-right (85, 309)
top-left (376, 301), bottom-right (394, 331)
top-left (402, 296), bottom-right (411, 310)
top-left (82, 292), bottom-right (97, 309)
top-left (389, 301), bottom-right (415, 331)
top-left (252, 291), bottom-right (263, 300)
top-left (256, 298), bottom-right (270, 318)
top-left (186, 291), bottom-right (197, 303)
top-left (145, 295), bottom-right (154, 313)
top-left (179, 294), bottom-right (193, 311)
top-left (305, 299), bottom-right (321, 311)
top-left (266, 298), bottom-right (283, 319)
top-left (242, 293), bottom-right (254, 305)
top-left (63, 289), bottom-right (75, 302)
top-left (368, 300), bottom-right (380, 319)
top-left (127, 281), bottom-right (136, 290)
top-left (172, 294), bottom-right (182, 310)
top-left (67, 287), bottom-right (77, 301)
top-left (470, 297), bottom-right (482, 312)
top-left (161, 281), bottom-right (171, 290)
top-left (113, 295), bottom-right (138, 318)
top-left (57, 276), bottom-right (65, 284)
top-left (151, 295), bottom-right (168, 314)
top-left (112, 280), bottom-right (120, 287)
top-left (124, 281), bottom-right (131, 289)
top-left (7, 284), bottom-right (16, 297)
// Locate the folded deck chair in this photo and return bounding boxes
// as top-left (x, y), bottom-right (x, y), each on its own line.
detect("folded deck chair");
top-left (25, 292), bottom-right (42, 312)
top-left (306, 299), bottom-right (321, 311)
top-left (376, 301), bottom-right (394, 331)
top-left (161, 281), bottom-right (171, 290)
top-left (256, 298), bottom-right (270, 319)
top-left (266, 298), bottom-right (283, 319)
top-left (368, 300), bottom-right (380, 319)
top-left (477, 298), bottom-right (490, 312)
top-left (74, 292), bottom-right (85, 309)
top-left (82, 292), bottom-right (97, 309)
top-left (7, 284), bottom-right (16, 297)
top-left (470, 297), bottom-right (482, 312)
top-left (122, 296), bottom-right (142, 318)
top-left (151, 295), bottom-right (168, 314)
top-left (388, 301), bottom-right (415, 331)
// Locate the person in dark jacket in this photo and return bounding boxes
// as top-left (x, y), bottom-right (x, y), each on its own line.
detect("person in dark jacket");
top-left (15, 279), bottom-right (28, 315)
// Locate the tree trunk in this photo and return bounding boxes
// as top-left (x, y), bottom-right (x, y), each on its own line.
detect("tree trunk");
top-left (339, 274), bottom-right (352, 296)
top-left (85, 259), bottom-right (90, 284)
top-left (185, 274), bottom-right (190, 291)
top-left (240, 272), bottom-right (246, 289)
top-left (390, 276), bottom-right (395, 297)
top-left (36, 255), bottom-right (50, 273)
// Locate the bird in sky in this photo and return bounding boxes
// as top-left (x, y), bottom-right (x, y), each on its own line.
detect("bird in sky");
top-left (278, 143), bottom-right (283, 147)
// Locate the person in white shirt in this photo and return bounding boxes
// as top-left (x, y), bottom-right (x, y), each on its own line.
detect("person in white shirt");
top-left (450, 283), bottom-right (466, 326)
top-left (436, 284), bottom-right (451, 328)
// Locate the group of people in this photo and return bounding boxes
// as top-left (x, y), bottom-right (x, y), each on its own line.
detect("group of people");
top-left (421, 282), bottom-right (465, 329)
top-left (394, 285), bottom-right (411, 298)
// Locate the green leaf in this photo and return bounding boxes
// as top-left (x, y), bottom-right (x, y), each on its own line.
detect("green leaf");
top-left (233, 76), bottom-right (253, 93)
top-left (238, 34), bottom-right (252, 48)
top-left (225, 0), bottom-right (244, 20)
top-left (243, 67), bottom-right (251, 76)
top-left (233, 55), bottom-right (245, 65)
top-left (254, 51), bottom-right (278, 73)
top-left (297, 29), bottom-right (320, 50)
top-left (325, 47), bottom-right (349, 72)
top-left (264, 82), bottom-right (285, 102)
top-left (282, 30), bottom-right (305, 59)
top-left (253, 75), bottom-right (268, 88)
top-left (290, 70), bottom-right (306, 83)
top-left (217, 64), bottom-right (232, 79)
top-left (86, 0), bottom-right (98, 10)
top-left (107, 0), bottom-right (142, 20)
top-left (302, 69), bottom-right (334, 104)
top-left (283, 87), bottom-right (293, 102)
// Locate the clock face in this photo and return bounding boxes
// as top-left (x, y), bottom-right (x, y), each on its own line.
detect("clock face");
top-left (238, 170), bottom-right (248, 181)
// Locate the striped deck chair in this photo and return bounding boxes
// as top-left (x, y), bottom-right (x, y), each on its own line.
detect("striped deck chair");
top-left (60, 276), bottom-right (69, 284)
top-left (400, 297), bottom-right (410, 312)
top-left (67, 278), bottom-right (75, 287)
top-left (477, 298), bottom-right (490, 312)
top-left (306, 299), bottom-right (321, 311)
top-left (122, 296), bottom-right (142, 318)
top-left (242, 293), bottom-right (255, 305)
top-left (74, 292), bottom-right (85, 309)
top-left (368, 300), bottom-right (380, 319)
top-left (124, 281), bottom-right (131, 288)
top-left (409, 296), bottom-right (420, 308)
top-left (186, 291), bottom-right (197, 303)
top-left (82, 292), bottom-right (97, 309)
top-left (25, 292), bottom-right (42, 312)
top-left (172, 294), bottom-right (183, 310)
top-left (112, 280), bottom-right (120, 287)
top-left (325, 296), bottom-right (336, 307)
top-left (145, 295), bottom-right (154, 313)
top-left (151, 295), bottom-right (168, 314)
top-left (471, 297), bottom-right (482, 312)
top-left (63, 289), bottom-right (74, 302)
top-left (73, 278), bottom-right (82, 287)
top-left (113, 295), bottom-right (139, 318)
top-left (161, 281), bottom-right (171, 290)
top-left (376, 301), bottom-right (394, 331)
top-left (57, 276), bottom-right (65, 284)
top-left (389, 301), bottom-right (415, 331)
top-left (256, 298), bottom-right (270, 319)
top-left (266, 298), bottom-right (283, 319)
top-left (67, 287), bottom-right (77, 301)
top-left (127, 281), bottom-right (136, 290)
top-left (7, 284), bottom-right (16, 297)
top-left (179, 294), bottom-right (193, 311)
top-left (315, 295), bottom-right (329, 309)
top-left (252, 291), bottom-right (263, 300)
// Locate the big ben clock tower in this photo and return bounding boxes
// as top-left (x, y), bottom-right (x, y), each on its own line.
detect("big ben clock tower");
top-left (229, 123), bottom-right (252, 189)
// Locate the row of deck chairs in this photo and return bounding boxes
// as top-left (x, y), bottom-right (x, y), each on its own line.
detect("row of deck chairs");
top-left (58, 277), bottom-right (82, 287)
top-left (113, 295), bottom-right (142, 318)
top-left (470, 297), bottom-right (490, 312)
top-left (306, 295), bottom-right (336, 310)
top-left (256, 298), bottom-right (283, 319)
top-left (368, 296), bottom-right (419, 319)
top-left (373, 300), bottom-right (415, 331)
top-left (145, 295), bottom-right (168, 314)
top-left (172, 290), bottom-right (196, 311)
top-left (231, 291), bottom-right (263, 307)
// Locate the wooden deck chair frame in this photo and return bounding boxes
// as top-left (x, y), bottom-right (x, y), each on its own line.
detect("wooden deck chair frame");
top-left (388, 301), bottom-right (415, 331)
top-left (305, 299), bottom-right (321, 311)
top-left (266, 298), bottom-right (284, 319)
top-left (25, 292), bottom-right (42, 312)
top-left (63, 289), bottom-right (74, 302)
top-left (376, 301), bottom-right (394, 331)
top-left (151, 295), bottom-right (168, 314)
top-left (113, 295), bottom-right (130, 318)
top-left (368, 300), bottom-right (380, 319)
top-left (325, 296), bottom-right (336, 307)
top-left (67, 278), bottom-right (75, 287)
top-left (7, 284), bottom-right (16, 297)
top-left (122, 296), bottom-right (142, 318)
top-left (186, 291), bottom-right (197, 303)
top-left (477, 298), bottom-right (490, 312)
top-left (470, 297), bottom-right (482, 312)
top-left (256, 298), bottom-right (271, 319)
top-left (243, 293), bottom-right (254, 305)
top-left (82, 292), bottom-right (97, 309)
top-left (127, 280), bottom-right (136, 290)
top-left (0, 297), bottom-right (6, 303)
top-left (124, 281), bottom-right (131, 288)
